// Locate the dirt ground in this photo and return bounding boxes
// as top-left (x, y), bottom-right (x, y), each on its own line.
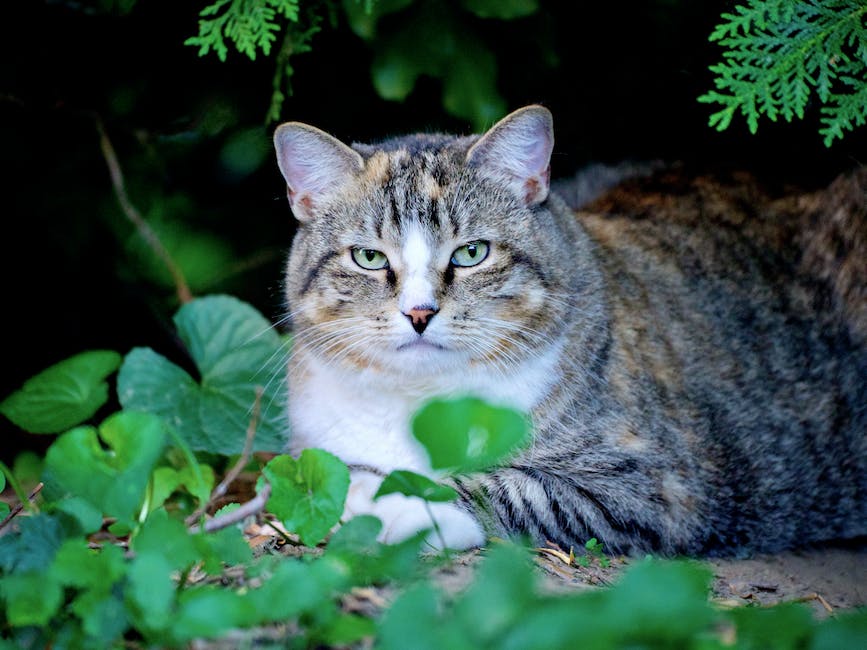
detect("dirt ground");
top-left (425, 539), bottom-right (867, 620)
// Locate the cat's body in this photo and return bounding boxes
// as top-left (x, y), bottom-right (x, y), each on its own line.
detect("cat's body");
top-left (274, 106), bottom-right (867, 556)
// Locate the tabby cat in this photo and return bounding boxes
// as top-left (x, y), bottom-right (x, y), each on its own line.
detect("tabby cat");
top-left (273, 106), bottom-right (867, 556)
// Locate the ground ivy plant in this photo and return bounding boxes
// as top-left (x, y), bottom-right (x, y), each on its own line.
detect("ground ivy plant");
top-left (1, 294), bottom-right (866, 648)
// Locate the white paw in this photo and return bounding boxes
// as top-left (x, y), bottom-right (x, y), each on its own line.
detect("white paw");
top-left (343, 473), bottom-right (484, 550)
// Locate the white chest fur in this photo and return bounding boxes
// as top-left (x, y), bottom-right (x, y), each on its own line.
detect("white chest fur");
top-left (286, 342), bottom-right (563, 549)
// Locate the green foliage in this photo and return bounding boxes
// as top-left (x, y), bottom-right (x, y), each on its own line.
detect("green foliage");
top-left (0, 350), bottom-right (121, 434)
top-left (185, 0), bottom-right (300, 62)
top-left (2, 295), bottom-right (866, 648)
top-left (189, 0), bottom-right (543, 128)
top-left (412, 396), bottom-right (530, 471)
top-left (699, 0), bottom-right (867, 146)
top-left (260, 449), bottom-right (350, 545)
top-left (118, 295), bottom-right (288, 454)
top-left (44, 411), bottom-right (167, 527)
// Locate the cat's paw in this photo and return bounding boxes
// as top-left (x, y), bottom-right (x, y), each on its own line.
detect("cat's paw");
top-left (379, 497), bottom-right (485, 550)
top-left (344, 472), bottom-right (484, 550)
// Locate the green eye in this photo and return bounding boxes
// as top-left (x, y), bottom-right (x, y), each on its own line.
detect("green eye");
top-left (351, 248), bottom-right (390, 270)
top-left (450, 241), bottom-right (490, 267)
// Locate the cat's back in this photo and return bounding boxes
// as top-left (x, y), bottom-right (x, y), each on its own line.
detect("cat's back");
top-left (560, 167), bottom-right (867, 550)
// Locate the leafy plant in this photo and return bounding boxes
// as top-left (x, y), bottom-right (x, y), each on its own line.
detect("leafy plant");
top-left (2, 296), bottom-right (867, 648)
top-left (187, 0), bottom-right (543, 128)
top-left (699, 0), bottom-right (867, 146)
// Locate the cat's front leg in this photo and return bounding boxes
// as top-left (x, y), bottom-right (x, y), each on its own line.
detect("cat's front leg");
top-left (344, 470), bottom-right (485, 550)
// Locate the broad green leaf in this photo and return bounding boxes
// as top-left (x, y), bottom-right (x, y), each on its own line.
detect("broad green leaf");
top-left (729, 601), bottom-right (813, 649)
top-left (0, 571), bottom-right (63, 626)
top-left (132, 508), bottom-right (199, 571)
top-left (51, 496), bottom-right (104, 535)
top-left (172, 586), bottom-right (251, 642)
top-left (377, 582), bottom-right (474, 650)
top-left (323, 613), bottom-right (376, 646)
top-left (126, 551), bottom-right (177, 632)
top-left (604, 559), bottom-right (715, 641)
top-left (327, 515), bottom-right (425, 585)
top-left (71, 588), bottom-right (129, 643)
top-left (375, 469), bottom-right (458, 502)
top-left (193, 525), bottom-right (252, 574)
top-left (118, 295), bottom-right (289, 454)
top-left (51, 539), bottom-right (125, 589)
top-left (0, 513), bottom-right (65, 574)
top-left (150, 463), bottom-right (215, 512)
top-left (456, 543), bottom-right (537, 644)
top-left (0, 472), bottom-right (8, 521)
top-left (0, 350), bottom-right (121, 434)
top-left (243, 558), bottom-right (346, 622)
top-left (43, 411), bottom-right (166, 526)
top-left (461, 0), bottom-right (538, 20)
top-left (261, 450), bottom-right (349, 546)
top-left (412, 397), bottom-right (530, 472)
top-left (812, 609), bottom-right (867, 650)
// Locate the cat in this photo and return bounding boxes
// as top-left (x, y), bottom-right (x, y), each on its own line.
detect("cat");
top-left (272, 105), bottom-right (867, 556)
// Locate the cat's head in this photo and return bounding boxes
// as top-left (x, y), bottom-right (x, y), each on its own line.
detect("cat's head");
top-left (274, 106), bottom-right (575, 379)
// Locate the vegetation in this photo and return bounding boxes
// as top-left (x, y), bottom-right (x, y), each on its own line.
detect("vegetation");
top-left (700, 0), bottom-right (867, 146)
top-left (2, 299), bottom-right (867, 647)
top-left (3, 1), bottom-right (867, 647)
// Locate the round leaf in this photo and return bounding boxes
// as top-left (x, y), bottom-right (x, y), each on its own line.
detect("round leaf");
top-left (118, 295), bottom-right (289, 454)
top-left (261, 450), bottom-right (349, 546)
top-left (374, 470), bottom-right (458, 503)
top-left (43, 411), bottom-right (166, 525)
top-left (0, 350), bottom-right (121, 434)
top-left (412, 397), bottom-right (530, 472)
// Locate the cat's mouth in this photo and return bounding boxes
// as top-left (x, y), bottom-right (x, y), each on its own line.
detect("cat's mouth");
top-left (396, 338), bottom-right (446, 353)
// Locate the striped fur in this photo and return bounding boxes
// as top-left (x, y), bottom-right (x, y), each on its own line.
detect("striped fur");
top-left (274, 107), bottom-right (867, 556)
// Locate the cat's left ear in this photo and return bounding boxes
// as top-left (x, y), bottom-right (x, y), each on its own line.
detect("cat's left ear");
top-left (273, 122), bottom-right (364, 221)
top-left (466, 105), bottom-right (554, 206)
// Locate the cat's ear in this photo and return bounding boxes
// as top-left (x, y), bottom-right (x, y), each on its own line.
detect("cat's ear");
top-left (466, 105), bottom-right (554, 206)
top-left (273, 123), bottom-right (363, 221)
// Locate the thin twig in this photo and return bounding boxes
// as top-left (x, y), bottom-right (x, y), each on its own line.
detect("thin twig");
top-left (193, 482), bottom-right (272, 534)
top-left (94, 117), bottom-right (193, 304)
top-left (0, 482), bottom-right (44, 531)
top-left (185, 388), bottom-right (263, 527)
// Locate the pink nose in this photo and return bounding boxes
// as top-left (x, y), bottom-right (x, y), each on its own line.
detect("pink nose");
top-left (404, 306), bottom-right (438, 334)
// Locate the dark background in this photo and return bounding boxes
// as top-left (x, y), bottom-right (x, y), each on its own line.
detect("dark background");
top-left (2, 1), bottom-right (864, 459)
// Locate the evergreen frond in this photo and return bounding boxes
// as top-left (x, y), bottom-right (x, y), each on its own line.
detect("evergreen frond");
top-left (699, 0), bottom-right (867, 146)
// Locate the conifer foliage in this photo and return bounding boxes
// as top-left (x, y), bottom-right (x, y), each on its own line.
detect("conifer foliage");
top-left (699, 0), bottom-right (867, 146)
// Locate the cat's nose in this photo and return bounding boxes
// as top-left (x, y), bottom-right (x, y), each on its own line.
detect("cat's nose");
top-left (404, 305), bottom-right (439, 334)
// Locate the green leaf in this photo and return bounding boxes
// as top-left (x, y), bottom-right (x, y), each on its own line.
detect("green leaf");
top-left (172, 586), bottom-right (251, 642)
top-left (377, 582), bottom-right (474, 650)
top-left (0, 571), bottom-right (64, 627)
top-left (118, 295), bottom-right (289, 454)
top-left (729, 601), bottom-right (814, 649)
top-left (125, 551), bottom-right (177, 633)
top-left (461, 0), bottom-right (538, 20)
top-left (51, 496), bottom-right (106, 535)
top-left (43, 411), bottom-right (166, 526)
top-left (193, 525), bottom-right (253, 574)
top-left (131, 508), bottom-right (200, 571)
top-left (261, 449), bottom-right (350, 546)
top-left (150, 463), bottom-right (215, 512)
top-left (0, 513), bottom-right (65, 574)
top-left (243, 558), bottom-right (347, 622)
top-left (412, 397), bottom-right (530, 472)
top-left (812, 608), bottom-right (867, 650)
top-left (0, 472), bottom-right (8, 521)
top-left (71, 588), bottom-right (129, 643)
top-left (375, 469), bottom-right (459, 502)
top-left (51, 539), bottom-right (126, 589)
top-left (342, 0), bottom-right (415, 39)
top-left (0, 350), bottom-right (121, 434)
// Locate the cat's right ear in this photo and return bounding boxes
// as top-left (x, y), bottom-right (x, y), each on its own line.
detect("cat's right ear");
top-left (273, 123), bottom-right (363, 221)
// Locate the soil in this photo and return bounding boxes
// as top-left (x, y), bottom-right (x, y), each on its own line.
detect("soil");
top-left (428, 540), bottom-right (867, 619)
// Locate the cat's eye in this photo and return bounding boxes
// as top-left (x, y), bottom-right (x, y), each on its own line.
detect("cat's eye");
top-left (450, 241), bottom-right (490, 268)
top-left (351, 247), bottom-right (390, 270)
